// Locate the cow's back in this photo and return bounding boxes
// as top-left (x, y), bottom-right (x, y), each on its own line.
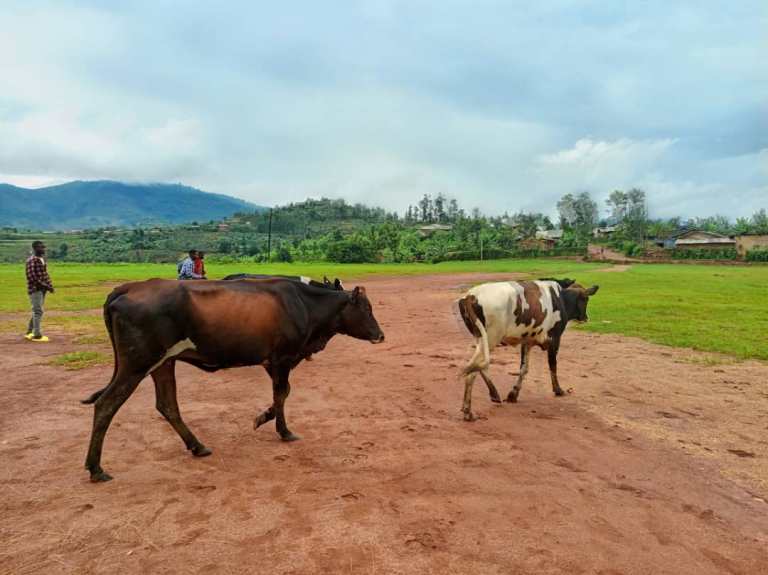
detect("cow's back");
top-left (468, 281), bottom-right (563, 348)
top-left (105, 279), bottom-right (305, 367)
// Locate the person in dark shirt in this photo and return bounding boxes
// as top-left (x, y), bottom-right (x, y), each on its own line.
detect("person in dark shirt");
top-left (25, 241), bottom-right (55, 342)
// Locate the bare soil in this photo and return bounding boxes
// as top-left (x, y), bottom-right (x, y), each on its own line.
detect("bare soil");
top-left (1, 273), bottom-right (767, 574)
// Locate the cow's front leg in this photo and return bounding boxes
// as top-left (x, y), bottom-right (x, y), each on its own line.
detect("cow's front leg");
top-left (506, 344), bottom-right (529, 403)
top-left (547, 345), bottom-right (565, 397)
top-left (479, 370), bottom-right (502, 403)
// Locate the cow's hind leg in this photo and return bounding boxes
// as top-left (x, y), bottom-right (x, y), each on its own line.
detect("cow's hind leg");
top-left (273, 366), bottom-right (299, 441)
top-left (506, 344), bottom-right (530, 403)
top-left (462, 371), bottom-right (478, 421)
top-left (84, 369), bottom-right (144, 482)
top-left (152, 360), bottom-right (211, 457)
top-left (548, 344), bottom-right (565, 397)
top-left (461, 336), bottom-right (488, 421)
top-left (479, 370), bottom-right (502, 403)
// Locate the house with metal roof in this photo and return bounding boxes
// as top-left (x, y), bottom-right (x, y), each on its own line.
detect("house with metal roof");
top-left (673, 230), bottom-right (736, 250)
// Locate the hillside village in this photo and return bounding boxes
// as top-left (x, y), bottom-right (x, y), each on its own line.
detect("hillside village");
top-left (1, 191), bottom-right (767, 264)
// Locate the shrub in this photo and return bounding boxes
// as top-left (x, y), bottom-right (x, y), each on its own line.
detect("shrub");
top-left (620, 241), bottom-right (641, 257)
top-left (326, 238), bottom-right (377, 263)
top-left (276, 245), bottom-right (293, 263)
top-left (746, 249), bottom-right (768, 262)
top-left (669, 248), bottom-right (737, 260)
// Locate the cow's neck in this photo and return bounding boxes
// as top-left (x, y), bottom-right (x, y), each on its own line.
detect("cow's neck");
top-left (301, 289), bottom-right (349, 340)
top-left (559, 290), bottom-right (578, 324)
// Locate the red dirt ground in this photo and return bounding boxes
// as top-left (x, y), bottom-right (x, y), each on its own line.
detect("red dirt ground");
top-left (1, 273), bottom-right (767, 574)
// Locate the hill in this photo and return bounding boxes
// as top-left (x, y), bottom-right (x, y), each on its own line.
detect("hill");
top-left (0, 180), bottom-right (262, 230)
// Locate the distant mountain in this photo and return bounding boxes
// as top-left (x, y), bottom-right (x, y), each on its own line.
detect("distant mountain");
top-left (0, 180), bottom-right (263, 230)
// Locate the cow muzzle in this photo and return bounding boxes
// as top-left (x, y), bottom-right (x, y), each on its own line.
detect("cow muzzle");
top-left (371, 333), bottom-right (385, 344)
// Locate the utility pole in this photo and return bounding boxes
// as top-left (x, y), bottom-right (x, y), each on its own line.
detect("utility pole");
top-left (266, 208), bottom-right (273, 263)
top-left (480, 234), bottom-right (484, 261)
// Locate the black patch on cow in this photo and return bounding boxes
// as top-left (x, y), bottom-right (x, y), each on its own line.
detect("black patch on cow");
top-left (458, 295), bottom-right (486, 337)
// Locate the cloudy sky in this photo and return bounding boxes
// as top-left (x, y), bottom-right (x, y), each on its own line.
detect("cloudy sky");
top-left (1, 1), bottom-right (765, 219)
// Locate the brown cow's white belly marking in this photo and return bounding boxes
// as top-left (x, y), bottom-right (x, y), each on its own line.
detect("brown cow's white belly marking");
top-left (145, 338), bottom-right (197, 376)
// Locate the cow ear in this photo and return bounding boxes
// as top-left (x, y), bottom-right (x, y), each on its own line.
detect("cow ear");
top-left (563, 278), bottom-right (575, 288)
top-left (334, 278), bottom-right (343, 290)
top-left (351, 286), bottom-right (361, 301)
top-left (585, 285), bottom-right (599, 296)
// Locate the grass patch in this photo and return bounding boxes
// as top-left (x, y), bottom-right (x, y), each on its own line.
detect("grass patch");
top-left (73, 333), bottom-right (110, 345)
top-left (2, 260), bottom-right (767, 361)
top-left (50, 351), bottom-right (110, 370)
top-left (0, 319), bottom-right (27, 334)
top-left (0, 313), bottom-right (106, 339)
top-left (0, 260), bottom-right (601, 312)
top-left (572, 264), bottom-right (768, 361)
top-left (676, 354), bottom-right (742, 367)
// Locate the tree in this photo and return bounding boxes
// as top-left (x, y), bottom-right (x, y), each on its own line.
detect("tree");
top-left (752, 209), bottom-right (768, 234)
top-left (434, 194), bottom-right (446, 222)
top-left (606, 190), bottom-right (628, 222)
top-left (557, 192), bottom-right (598, 242)
top-left (418, 194), bottom-right (434, 222)
top-left (447, 198), bottom-right (459, 222)
top-left (276, 243), bottom-right (293, 262)
top-left (623, 188), bottom-right (648, 242)
top-left (52, 242), bottom-right (69, 259)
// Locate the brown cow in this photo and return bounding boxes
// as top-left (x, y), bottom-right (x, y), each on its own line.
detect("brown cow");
top-left (82, 278), bottom-right (384, 482)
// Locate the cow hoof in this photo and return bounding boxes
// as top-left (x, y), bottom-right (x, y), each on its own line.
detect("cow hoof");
top-left (553, 388), bottom-right (565, 397)
top-left (280, 432), bottom-right (301, 442)
top-left (463, 411), bottom-right (475, 422)
top-left (490, 396), bottom-right (502, 404)
top-left (192, 445), bottom-right (212, 457)
top-left (254, 413), bottom-right (271, 429)
top-left (505, 395), bottom-right (518, 403)
top-left (90, 471), bottom-right (113, 483)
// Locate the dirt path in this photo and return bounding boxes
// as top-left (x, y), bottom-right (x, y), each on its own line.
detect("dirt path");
top-left (1, 272), bottom-right (767, 574)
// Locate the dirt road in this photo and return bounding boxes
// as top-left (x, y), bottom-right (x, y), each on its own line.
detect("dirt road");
top-left (2, 273), bottom-right (767, 574)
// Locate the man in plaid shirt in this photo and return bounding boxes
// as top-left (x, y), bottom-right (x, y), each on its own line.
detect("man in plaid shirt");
top-left (25, 241), bottom-right (55, 342)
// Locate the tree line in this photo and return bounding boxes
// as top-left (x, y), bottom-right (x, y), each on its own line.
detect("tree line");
top-left (2, 192), bottom-right (766, 264)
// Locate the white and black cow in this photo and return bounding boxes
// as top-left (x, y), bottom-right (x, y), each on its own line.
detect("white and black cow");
top-left (457, 278), bottom-right (599, 421)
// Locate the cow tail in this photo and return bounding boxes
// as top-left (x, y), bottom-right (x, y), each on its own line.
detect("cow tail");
top-left (458, 295), bottom-right (490, 374)
top-left (80, 290), bottom-right (122, 405)
top-left (476, 317), bottom-right (490, 370)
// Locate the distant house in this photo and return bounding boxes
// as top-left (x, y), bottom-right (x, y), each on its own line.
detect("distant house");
top-left (534, 229), bottom-right (563, 248)
top-left (651, 236), bottom-right (677, 249)
top-left (735, 234), bottom-right (768, 257)
top-left (535, 229), bottom-right (563, 240)
top-left (673, 230), bottom-right (736, 250)
top-left (592, 225), bottom-right (618, 239)
top-left (217, 223), bottom-right (231, 231)
top-left (519, 237), bottom-right (552, 250)
top-left (418, 223), bottom-right (453, 237)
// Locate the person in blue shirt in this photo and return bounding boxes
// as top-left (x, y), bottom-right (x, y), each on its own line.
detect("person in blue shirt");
top-left (178, 249), bottom-right (205, 280)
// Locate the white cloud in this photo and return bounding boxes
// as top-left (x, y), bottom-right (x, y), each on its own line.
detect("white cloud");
top-left (0, 1), bottom-right (765, 220)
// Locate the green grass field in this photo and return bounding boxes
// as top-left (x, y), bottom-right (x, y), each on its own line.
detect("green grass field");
top-left (2, 260), bottom-right (766, 361)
